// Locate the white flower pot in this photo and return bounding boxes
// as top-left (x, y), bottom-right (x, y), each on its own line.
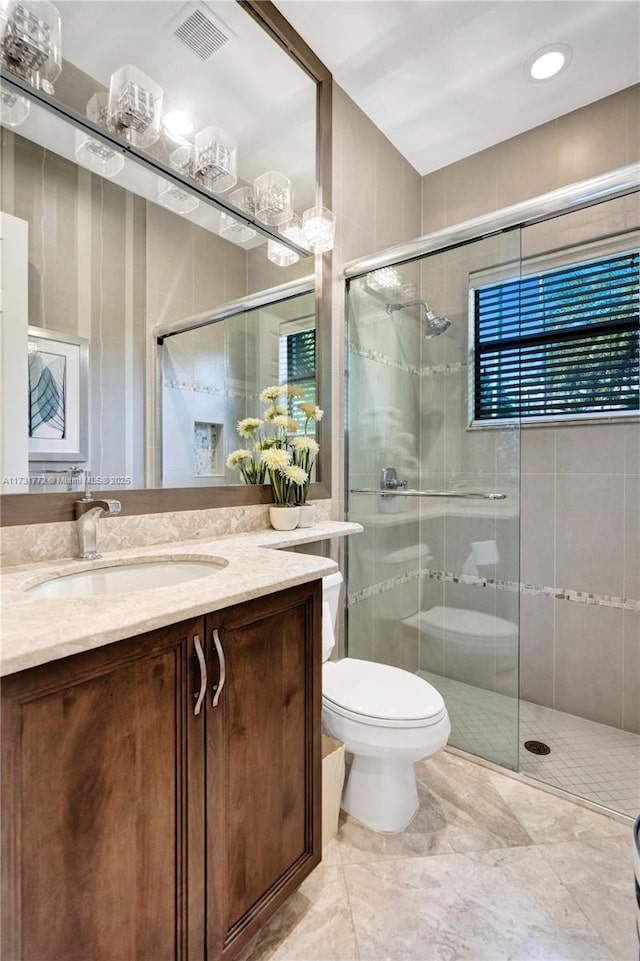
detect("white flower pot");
top-left (297, 503), bottom-right (317, 528)
top-left (269, 505), bottom-right (300, 531)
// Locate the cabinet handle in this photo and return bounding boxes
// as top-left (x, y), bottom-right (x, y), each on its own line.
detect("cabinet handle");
top-left (211, 628), bottom-right (226, 708)
top-left (193, 634), bottom-right (207, 716)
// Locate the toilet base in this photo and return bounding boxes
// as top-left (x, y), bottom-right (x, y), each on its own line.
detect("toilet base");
top-left (341, 754), bottom-right (420, 833)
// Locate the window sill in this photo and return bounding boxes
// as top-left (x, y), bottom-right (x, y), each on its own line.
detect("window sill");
top-left (467, 411), bottom-right (640, 430)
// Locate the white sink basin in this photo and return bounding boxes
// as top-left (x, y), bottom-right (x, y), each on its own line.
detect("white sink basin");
top-left (25, 559), bottom-right (228, 599)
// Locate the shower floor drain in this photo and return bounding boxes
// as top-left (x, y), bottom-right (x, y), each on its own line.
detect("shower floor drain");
top-left (524, 740), bottom-right (551, 755)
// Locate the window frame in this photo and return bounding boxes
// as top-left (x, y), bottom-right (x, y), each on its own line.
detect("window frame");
top-left (468, 247), bottom-right (640, 429)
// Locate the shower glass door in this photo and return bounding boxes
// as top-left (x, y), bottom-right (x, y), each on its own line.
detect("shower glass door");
top-left (346, 230), bottom-right (522, 769)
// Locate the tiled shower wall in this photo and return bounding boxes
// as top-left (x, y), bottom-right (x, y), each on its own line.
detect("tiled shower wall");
top-left (420, 85), bottom-right (640, 733)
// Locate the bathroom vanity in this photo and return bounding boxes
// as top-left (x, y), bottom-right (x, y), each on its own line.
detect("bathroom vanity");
top-left (0, 522), bottom-right (360, 961)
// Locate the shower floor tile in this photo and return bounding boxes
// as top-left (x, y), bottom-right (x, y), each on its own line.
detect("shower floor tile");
top-left (419, 671), bottom-right (640, 818)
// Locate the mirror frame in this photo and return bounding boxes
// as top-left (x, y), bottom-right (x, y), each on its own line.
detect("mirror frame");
top-left (1, 0), bottom-right (333, 527)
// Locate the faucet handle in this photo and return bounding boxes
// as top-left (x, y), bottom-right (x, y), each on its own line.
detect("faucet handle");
top-left (102, 499), bottom-right (122, 515)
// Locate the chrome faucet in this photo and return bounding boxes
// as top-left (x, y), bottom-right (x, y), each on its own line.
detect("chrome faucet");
top-left (75, 472), bottom-right (121, 560)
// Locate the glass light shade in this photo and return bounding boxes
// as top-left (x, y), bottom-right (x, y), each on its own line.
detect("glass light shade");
top-left (169, 144), bottom-right (195, 179)
top-left (302, 206), bottom-right (336, 253)
top-left (194, 125), bottom-right (237, 193)
top-left (0, 0), bottom-right (61, 93)
top-left (267, 239), bottom-right (299, 267)
top-left (74, 92), bottom-right (125, 178)
top-left (228, 185), bottom-right (255, 217)
top-left (254, 171), bottom-right (293, 227)
top-left (75, 130), bottom-right (125, 178)
top-left (0, 86), bottom-right (30, 126)
top-left (108, 64), bottom-right (163, 148)
top-left (158, 180), bottom-right (199, 214)
top-left (219, 212), bottom-right (256, 244)
top-left (279, 213), bottom-right (303, 246)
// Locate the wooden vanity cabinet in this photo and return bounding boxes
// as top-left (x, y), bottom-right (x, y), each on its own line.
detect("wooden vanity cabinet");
top-left (1, 580), bottom-right (322, 961)
top-left (206, 582), bottom-right (322, 960)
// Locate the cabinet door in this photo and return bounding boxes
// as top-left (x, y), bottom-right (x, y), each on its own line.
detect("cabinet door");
top-left (206, 580), bottom-right (322, 961)
top-left (1, 618), bottom-right (206, 961)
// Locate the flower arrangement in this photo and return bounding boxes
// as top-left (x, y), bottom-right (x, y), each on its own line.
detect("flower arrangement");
top-left (226, 384), bottom-right (323, 506)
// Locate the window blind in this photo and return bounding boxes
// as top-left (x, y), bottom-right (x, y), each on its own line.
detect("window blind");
top-left (474, 251), bottom-right (640, 421)
top-left (279, 327), bottom-right (316, 426)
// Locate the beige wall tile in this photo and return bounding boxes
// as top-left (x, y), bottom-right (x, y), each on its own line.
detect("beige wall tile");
top-left (624, 473), bottom-right (639, 601)
top-left (554, 601), bottom-right (623, 728)
top-left (519, 593), bottom-right (554, 708)
top-left (555, 473), bottom-right (624, 597)
top-left (521, 428), bottom-right (556, 475)
top-left (422, 86), bottom-right (639, 231)
top-left (521, 474), bottom-right (555, 586)
top-left (555, 424), bottom-right (625, 475)
top-left (624, 423), bottom-right (640, 475)
top-left (622, 611), bottom-right (640, 734)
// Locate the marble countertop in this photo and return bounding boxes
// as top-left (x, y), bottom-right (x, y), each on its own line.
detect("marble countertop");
top-left (1, 521), bottom-right (362, 676)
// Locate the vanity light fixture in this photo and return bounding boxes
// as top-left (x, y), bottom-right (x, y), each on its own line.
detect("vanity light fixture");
top-left (267, 213), bottom-right (303, 265)
top-left (301, 205), bottom-right (336, 253)
top-left (526, 43), bottom-right (573, 81)
top-left (158, 179), bottom-right (200, 214)
top-left (74, 92), bottom-right (125, 178)
top-left (169, 143), bottom-right (195, 178)
top-left (0, 0), bottom-right (61, 94)
top-left (0, 86), bottom-right (30, 125)
top-left (108, 64), bottom-right (164, 148)
top-left (254, 170), bottom-right (293, 226)
top-left (194, 125), bottom-right (237, 193)
top-left (162, 109), bottom-right (193, 143)
top-left (219, 211), bottom-right (255, 244)
top-left (267, 238), bottom-right (299, 267)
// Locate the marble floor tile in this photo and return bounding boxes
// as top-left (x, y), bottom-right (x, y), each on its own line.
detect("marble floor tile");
top-left (235, 864), bottom-right (359, 961)
top-left (536, 835), bottom-right (638, 961)
top-left (413, 751), bottom-right (535, 853)
top-left (336, 780), bottom-right (455, 865)
top-left (344, 846), bottom-right (615, 961)
top-left (487, 770), bottom-right (632, 845)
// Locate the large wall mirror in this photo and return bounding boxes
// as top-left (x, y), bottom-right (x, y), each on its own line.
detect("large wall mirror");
top-left (0, 0), bottom-right (332, 524)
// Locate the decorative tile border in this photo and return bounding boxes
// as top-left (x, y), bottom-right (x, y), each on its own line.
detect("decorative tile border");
top-left (420, 361), bottom-right (468, 378)
top-left (347, 345), bottom-right (469, 381)
top-left (165, 379), bottom-right (257, 400)
top-left (347, 569), bottom-right (422, 605)
top-left (348, 566), bottom-right (639, 612)
top-left (348, 342), bottom-right (420, 377)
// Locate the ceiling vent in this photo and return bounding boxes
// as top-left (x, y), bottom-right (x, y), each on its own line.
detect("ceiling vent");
top-left (170, 3), bottom-right (234, 61)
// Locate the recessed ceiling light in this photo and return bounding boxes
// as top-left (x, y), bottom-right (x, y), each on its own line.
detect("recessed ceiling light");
top-left (163, 110), bottom-right (194, 141)
top-left (525, 43), bottom-right (573, 82)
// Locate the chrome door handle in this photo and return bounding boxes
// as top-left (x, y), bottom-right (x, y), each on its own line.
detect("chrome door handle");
top-left (211, 628), bottom-right (226, 708)
top-left (193, 634), bottom-right (207, 717)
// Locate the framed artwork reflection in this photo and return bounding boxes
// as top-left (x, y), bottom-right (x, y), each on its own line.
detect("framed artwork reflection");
top-left (27, 326), bottom-right (89, 462)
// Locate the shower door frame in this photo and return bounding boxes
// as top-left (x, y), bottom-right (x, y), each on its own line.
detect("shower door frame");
top-left (343, 162), bottom-right (640, 778)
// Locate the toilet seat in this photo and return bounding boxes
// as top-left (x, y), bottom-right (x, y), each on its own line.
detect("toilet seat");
top-left (323, 658), bottom-right (446, 728)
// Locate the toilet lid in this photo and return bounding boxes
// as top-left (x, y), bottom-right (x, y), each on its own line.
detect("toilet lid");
top-left (323, 658), bottom-right (445, 722)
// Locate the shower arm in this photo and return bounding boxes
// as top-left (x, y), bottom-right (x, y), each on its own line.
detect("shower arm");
top-left (350, 488), bottom-right (507, 500)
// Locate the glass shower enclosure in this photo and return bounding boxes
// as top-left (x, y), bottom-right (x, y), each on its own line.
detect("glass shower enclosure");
top-left (346, 231), bottom-right (522, 770)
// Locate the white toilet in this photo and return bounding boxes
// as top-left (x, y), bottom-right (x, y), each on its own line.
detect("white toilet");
top-left (321, 572), bottom-right (451, 834)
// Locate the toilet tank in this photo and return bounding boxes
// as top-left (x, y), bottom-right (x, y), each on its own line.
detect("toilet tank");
top-left (322, 571), bottom-right (343, 629)
top-left (321, 571), bottom-right (343, 661)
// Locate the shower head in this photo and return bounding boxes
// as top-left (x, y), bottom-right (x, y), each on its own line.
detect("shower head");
top-left (385, 299), bottom-right (452, 339)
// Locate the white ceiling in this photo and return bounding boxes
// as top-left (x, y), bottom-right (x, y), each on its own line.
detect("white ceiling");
top-left (275, 0), bottom-right (640, 175)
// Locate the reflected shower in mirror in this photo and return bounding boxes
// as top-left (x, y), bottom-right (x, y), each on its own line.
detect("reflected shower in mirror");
top-left (159, 289), bottom-right (316, 488)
